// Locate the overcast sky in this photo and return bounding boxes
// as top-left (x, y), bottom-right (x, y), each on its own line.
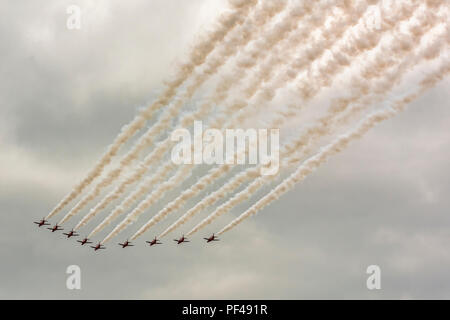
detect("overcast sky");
top-left (1, 0), bottom-right (449, 299)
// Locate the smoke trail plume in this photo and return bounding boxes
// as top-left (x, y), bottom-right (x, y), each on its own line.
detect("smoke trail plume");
top-left (284, 5), bottom-right (448, 160)
top-left (215, 0), bottom-right (374, 128)
top-left (133, 0), bottom-right (424, 240)
top-left (57, 0), bottom-right (284, 225)
top-left (159, 167), bottom-right (260, 238)
top-left (79, 162), bottom-right (174, 234)
top-left (95, 2), bottom-right (329, 237)
top-left (46, 0), bottom-right (257, 220)
top-left (186, 9), bottom-right (449, 236)
top-left (102, 165), bottom-right (194, 244)
top-left (217, 59), bottom-right (450, 235)
top-left (122, 1), bottom-right (373, 240)
top-left (79, 1), bottom-right (317, 235)
top-left (235, 0), bottom-right (422, 125)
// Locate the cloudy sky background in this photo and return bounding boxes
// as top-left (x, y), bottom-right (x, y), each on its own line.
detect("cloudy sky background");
top-left (1, 0), bottom-right (449, 299)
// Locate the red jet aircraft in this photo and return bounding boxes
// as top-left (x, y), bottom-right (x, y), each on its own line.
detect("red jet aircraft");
top-left (91, 243), bottom-right (106, 251)
top-left (34, 219), bottom-right (50, 227)
top-left (146, 237), bottom-right (162, 246)
top-left (77, 238), bottom-right (92, 246)
top-left (48, 224), bottom-right (63, 232)
top-left (118, 240), bottom-right (134, 248)
top-left (63, 230), bottom-right (79, 238)
top-left (174, 235), bottom-right (189, 244)
top-left (204, 234), bottom-right (220, 243)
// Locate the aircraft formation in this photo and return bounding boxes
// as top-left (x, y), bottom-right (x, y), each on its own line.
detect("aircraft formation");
top-left (34, 1), bottom-right (448, 252)
top-left (34, 218), bottom-right (218, 251)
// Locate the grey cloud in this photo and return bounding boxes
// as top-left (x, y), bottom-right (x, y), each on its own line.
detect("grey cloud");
top-left (1, 0), bottom-right (449, 299)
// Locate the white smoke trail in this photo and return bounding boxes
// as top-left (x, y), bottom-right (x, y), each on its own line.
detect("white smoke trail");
top-left (78, 1), bottom-right (319, 234)
top-left (208, 0), bottom-right (371, 129)
top-left (102, 165), bottom-right (194, 244)
top-left (233, 0), bottom-right (422, 125)
top-left (121, 1), bottom-right (371, 237)
top-left (159, 167), bottom-right (260, 238)
top-left (159, 29), bottom-right (440, 239)
top-left (283, 4), bottom-right (448, 156)
top-left (45, 0), bottom-right (257, 220)
top-left (78, 162), bottom-right (174, 233)
top-left (89, 0), bottom-right (442, 240)
top-left (153, 3), bottom-right (374, 237)
top-left (186, 8), bottom-right (449, 237)
top-left (131, 0), bottom-right (423, 240)
top-left (57, 0), bottom-right (285, 225)
top-left (86, 163), bottom-right (227, 238)
top-left (123, 1), bottom-right (366, 242)
top-left (217, 59), bottom-right (450, 236)
top-left (285, 21), bottom-right (448, 169)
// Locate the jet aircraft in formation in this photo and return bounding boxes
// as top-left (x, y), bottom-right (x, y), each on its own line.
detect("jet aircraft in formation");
top-left (36, 219), bottom-right (219, 251)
